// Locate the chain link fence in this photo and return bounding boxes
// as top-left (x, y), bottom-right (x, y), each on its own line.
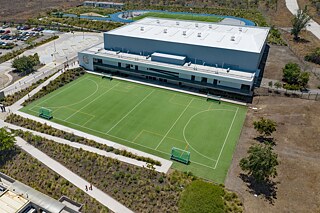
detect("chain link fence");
top-left (254, 87), bottom-right (320, 101)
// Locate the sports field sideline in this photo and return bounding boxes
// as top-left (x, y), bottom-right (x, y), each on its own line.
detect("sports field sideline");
top-left (21, 74), bottom-right (246, 183)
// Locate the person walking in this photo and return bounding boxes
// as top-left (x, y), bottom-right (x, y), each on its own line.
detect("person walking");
top-left (85, 185), bottom-right (88, 191)
top-left (89, 183), bottom-right (93, 191)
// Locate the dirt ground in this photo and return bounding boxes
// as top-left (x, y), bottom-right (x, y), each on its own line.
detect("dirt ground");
top-left (0, 0), bottom-right (82, 22)
top-left (225, 96), bottom-right (320, 213)
top-left (263, 44), bottom-right (320, 89)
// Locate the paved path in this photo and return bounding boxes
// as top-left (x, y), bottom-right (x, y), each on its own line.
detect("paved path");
top-left (0, 120), bottom-right (170, 173)
top-left (14, 137), bottom-right (133, 213)
top-left (0, 32), bottom-right (103, 95)
top-left (285, 0), bottom-right (320, 39)
top-left (13, 111), bottom-right (173, 173)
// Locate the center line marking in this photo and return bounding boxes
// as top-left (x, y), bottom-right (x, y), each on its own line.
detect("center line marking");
top-left (106, 90), bottom-right (155, 134)
top-left (155, 98), bottom-right (194, 150)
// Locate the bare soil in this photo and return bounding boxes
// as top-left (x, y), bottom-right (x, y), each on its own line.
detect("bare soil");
top-left (0, 0), bottom-right (82, 22)
top-left (263, 44), bottom-right (320, 89)
top-left (225, 96), bottom-right (320, 213)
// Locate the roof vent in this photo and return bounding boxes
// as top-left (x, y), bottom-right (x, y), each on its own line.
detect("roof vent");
top-left (140, 26), bottom-right (144, 31)
top-left (182, 31), bottom-right (187, 36)
top-left (197, 32), bottom-right (201, 37)
top-left (195, 23), bottom-right (198, 28)
top-left (239, 27), bottom-right (242, 32)
top-left (209, 25), bottom-right (212, 29)
top-left (156, 20), bottom-right (160, 24)
top-left (231, 36), bottom-right (235, 41)
top-left (176, 21), bottom-right (180, 25)
top-left (227, 68), bottom-right (230, 73)
top-left (163, 28), bottom-right (167, 34)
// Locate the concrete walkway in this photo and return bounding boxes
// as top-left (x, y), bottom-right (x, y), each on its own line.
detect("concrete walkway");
top-left (285, 0), bottom-right (320, 39)
top-left (14, 137), bottom-right (133, 213)
top-left (13, 111), bottom-right (173, 173)
top-left (0, 120), bottom-right (170, 173)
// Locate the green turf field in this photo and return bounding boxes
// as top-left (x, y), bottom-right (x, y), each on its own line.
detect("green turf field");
top-left (132, 12), bottom-right (223, 23)
top-left (21, 74), bottom-right (246, 183)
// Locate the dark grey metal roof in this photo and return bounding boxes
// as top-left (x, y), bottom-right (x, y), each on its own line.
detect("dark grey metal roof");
top-left (8, 182), bottom-right (65, 213)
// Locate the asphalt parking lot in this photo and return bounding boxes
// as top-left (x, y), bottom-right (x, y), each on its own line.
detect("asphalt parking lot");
top-left (0, 26), bottom-right (53, 56)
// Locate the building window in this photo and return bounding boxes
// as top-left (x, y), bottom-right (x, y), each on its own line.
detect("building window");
top-left (241, 84), bottom-right (250, 91)
top-left (191, 75), bottom-right (195, 81)
top-left (201, 77), bottom-right (207, 83)
top-left (93, 58), bottom-right (102, 64)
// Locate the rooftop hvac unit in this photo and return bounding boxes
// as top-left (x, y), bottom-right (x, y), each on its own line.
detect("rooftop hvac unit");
top-left (176, 21), bottom-right (179, 25)
top-left (239, 27), bottom-right (242, 32)
top-left (164, 28), bottom-right (167, 33)
top-left (156, 20), bottom-right (160, 24)
top-left (227, 68), bottom-right (230, 73)
top-left (182, 31), bottom-right (187, 36)
top-left (140, 26), bottom-right (144, 31)
top-left (230, 36), bottom-right (235, 41)
top-left (195, 23), bottom-right (198, 28)
top-left (197, 32), bottom-right (201, 37)
top-left (209, 25), bottom-right (212, 29)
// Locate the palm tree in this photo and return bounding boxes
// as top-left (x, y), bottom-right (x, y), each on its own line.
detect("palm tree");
top-left (291, 6), bottom-right (311, 41)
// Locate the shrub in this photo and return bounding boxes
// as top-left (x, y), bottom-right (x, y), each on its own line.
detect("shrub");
top-left (305, 48), bottom-right (320, 65)
top-left (6, 114), bottom-right (161, 166)
top-left (179, 180), bottom-right (226, 213)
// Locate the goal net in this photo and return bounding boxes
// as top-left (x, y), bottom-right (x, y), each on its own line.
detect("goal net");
top-left (171, 147), bottom-right (190, 164)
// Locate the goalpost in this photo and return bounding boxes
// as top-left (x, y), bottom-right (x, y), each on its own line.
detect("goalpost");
top-left (101, 74), bottom-right (113, 80)
top-left (171, 147), bottom-right (190, 164)
top-left (206, 93), bottom-right (221, 104)
top-left (39, 107), bottom-right (53, 120)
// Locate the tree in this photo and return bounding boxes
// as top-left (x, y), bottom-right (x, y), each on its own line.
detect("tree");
top-left (240, 144), bottom-right (278, 182)
top-left (0, 128), bottom-right (16, 158)
top-left (283, 62), bottom-right (301, 85)
top-left (298, 71), bottom-right (310, 88)
top-left (253, 117), bottom-right (277, 137)
top-left (291, 6), bottom-right (311, 41)
top-left (282, 62), bottom-right (310, 89)
top-left (12, 53), bottom-right (40, 75)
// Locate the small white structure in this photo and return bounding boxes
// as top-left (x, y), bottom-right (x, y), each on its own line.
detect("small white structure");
top-left (79, 18), bottom-right (269, 98)
top-left (83, 1), bottom-right (124, 9)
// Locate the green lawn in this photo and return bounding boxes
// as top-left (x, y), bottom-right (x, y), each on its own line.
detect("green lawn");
top-left (21, 74), bottom-right (246, 183)
top-left (132, 12), bottom-right (223, 23)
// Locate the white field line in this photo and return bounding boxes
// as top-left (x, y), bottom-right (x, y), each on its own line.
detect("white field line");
top-left (28, 107), bottom-right (219, 169)
top-left (64, 82), bottom-right (120, 121)
top-left (34, 77), bottom-right (90, 108)
top-left (106, 90), bottom-right (155, 134)
top-left (214, 107), bottom-right (239, 169)
top-left (155, 98), bottom-right (194, 150)
top-left (40, 78), bottom-right (100, 109)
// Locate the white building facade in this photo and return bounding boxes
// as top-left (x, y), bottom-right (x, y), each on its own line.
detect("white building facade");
top-left (79, 18), bottom-right (269, 98)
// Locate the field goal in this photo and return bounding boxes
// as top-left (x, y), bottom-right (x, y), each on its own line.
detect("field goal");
top-left (170, 147), bottom-right (190, 164)
top-left (101, 74), bottom-right (113, 80)
top-left (39, 107), bottom-right (53, 120)
top-left (207, 93), bottom-right (221, 104)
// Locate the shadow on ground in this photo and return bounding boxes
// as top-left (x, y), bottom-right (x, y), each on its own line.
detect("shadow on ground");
top-left (254, 136), bottom-right (276, 146)
top-left (239, 173), bottom-right (278, 204)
